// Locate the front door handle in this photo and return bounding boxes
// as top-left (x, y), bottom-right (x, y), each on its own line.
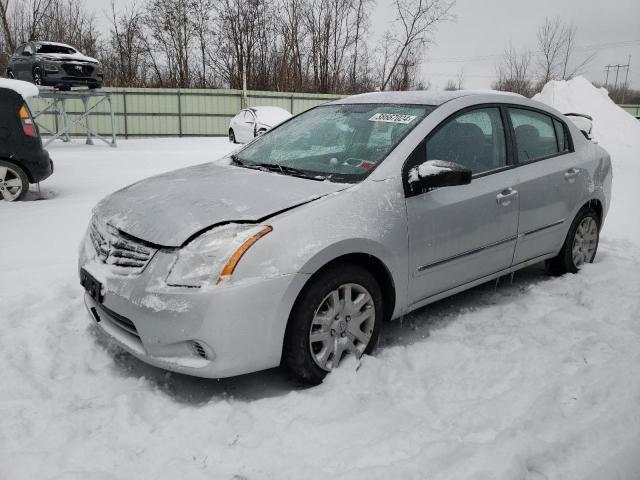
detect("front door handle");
top-left (496, 188), bottom-right (518, 206)
top-left (564, 168), bottom-right (579, 182)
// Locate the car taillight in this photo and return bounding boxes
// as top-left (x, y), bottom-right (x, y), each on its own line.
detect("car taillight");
top-left (19, 105), bottom-right (37, 138)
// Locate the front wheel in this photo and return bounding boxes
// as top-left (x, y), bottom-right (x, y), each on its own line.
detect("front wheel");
top-left (546, 206), bottom-right (600, 275)
top-left (32, 66), bottom-right (43, 86)
top-left (0, 161), bottom-right (29, 202)
top-left (283, 263), bottom-right (383, 384)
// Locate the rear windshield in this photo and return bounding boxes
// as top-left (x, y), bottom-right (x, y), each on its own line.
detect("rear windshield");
top-left (236, 103), bottom-right (432, 182)
top-left (36, 44), bottom-right (76, 55)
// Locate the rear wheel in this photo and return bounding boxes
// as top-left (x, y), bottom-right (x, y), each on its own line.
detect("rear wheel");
top-left (283, 263), bottom-right (383, 384)
top-left (0, 161), bottom-right (29, 202)
top-left (229, 129), bottom-right (236, 144)
top-left (546, 206), bottom-right (600, 275)
top-left (32, 66), bottom-right (43, 86)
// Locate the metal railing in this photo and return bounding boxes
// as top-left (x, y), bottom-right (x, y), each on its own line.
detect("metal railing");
top-left (27, 87), bottom-right (343, 139)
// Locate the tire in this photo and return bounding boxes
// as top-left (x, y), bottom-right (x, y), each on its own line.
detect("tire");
top-left (7, 69), bottom-right (14, 79)
top-left (0, 161), bottom-right (29, 202)
top-left (283, 263), bottom-right (383, 385)
top-left (229, 129), bottom-right (236, 144)
top-left (546, 206), bottom-right (600, 276)
top-left (32, 66), bottom-right (43, 86)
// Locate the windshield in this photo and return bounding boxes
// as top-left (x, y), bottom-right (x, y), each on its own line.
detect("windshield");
top-left (235, 103), bottom-right (433, 182)
top-left (36, 44), bottom-right (76, 55)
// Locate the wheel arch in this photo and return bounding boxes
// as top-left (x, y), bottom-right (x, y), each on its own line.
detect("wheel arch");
top-left (0, 156), bottom-right (33, 183)
top-left (295, 251), bottom-right (397, 324)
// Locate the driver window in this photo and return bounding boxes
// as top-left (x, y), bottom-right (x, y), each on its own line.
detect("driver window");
top-left (426, 107), bottom-right (507, 174)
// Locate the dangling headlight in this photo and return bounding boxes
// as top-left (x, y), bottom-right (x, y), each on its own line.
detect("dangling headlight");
top-left (166, 224), bottom-right (272, 287)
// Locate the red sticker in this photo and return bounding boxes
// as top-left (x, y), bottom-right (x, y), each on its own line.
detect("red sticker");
top-left (360, 161), bottom-right (375, 170)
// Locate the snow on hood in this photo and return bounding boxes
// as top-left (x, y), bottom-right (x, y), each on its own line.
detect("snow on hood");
top-left (533, 76), bottom-right (640, 148)
top-left (93, 161), bottom-right (349, 247)
top-left (39, 52), bottom-right (99, 63)
top-left (0, 78), bottom-right (39, 99)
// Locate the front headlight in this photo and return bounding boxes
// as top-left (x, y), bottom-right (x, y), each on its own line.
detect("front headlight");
top-left (166, 224), bottom-right (272, 287)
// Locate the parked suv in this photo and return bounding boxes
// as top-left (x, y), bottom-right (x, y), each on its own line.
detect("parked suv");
top-left (7, 41), bottom-right (103, 90)
top-left (0, 82), bottom-right (53, 201)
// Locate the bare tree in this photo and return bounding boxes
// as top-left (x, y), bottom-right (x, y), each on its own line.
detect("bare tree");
top-left (536, 16), bottom-right (594, 86)
top-left (493, 43), bottom-right (534, 96)
top-left (379, 0), bottom-right (454, 91)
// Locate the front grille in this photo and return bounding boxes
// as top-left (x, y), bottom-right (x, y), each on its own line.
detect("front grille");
top-left (93, 305), bottom-right (140, 339)
top-left (62, 63), bottom-right (94, 77)
top-left (89, 219), bottom-right (156, 274)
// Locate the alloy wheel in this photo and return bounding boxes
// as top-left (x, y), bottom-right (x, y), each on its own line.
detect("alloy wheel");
top-left (0, 166), bottom-right (25, 201)
top-left (309, 283), bottom-right (375, 371)
top-left (33, 68), bottom-right (42, 85)
top-left (572, 216), bottom-right (598, 267)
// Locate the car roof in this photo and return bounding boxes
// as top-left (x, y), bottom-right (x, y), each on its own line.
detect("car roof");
top-left (329, 89), bottom-right (524, 106)
top-left (33, 41), bottom-right (75, 49)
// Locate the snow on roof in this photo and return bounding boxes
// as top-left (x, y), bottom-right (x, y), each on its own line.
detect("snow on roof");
top-left (250, 106), bottom-right (292, 124)
top-left (34, 40), bottom-right (75, 49)
top-left (333, 89), bottom-right (523, 106)
top-left (0, 78), bottom-right (39, 99)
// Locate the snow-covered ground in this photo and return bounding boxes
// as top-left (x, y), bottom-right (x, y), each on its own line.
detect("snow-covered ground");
top-left (1, 79), bottom-right (640, 479)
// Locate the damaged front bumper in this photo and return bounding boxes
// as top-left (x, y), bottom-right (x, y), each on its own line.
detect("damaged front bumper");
top-left (80, 245), bottom-right (309, 378)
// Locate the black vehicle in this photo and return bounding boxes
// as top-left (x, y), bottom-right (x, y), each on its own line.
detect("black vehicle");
top-left (6, 41), bottom-right (103, 90)
top-left (0, 87), bottom-right (53, 201)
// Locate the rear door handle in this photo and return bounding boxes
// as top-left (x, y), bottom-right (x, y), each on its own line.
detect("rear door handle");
top-left (564, 168), bottom-right (579, 182)
top-left (496, 188), bottom-right (518, 206)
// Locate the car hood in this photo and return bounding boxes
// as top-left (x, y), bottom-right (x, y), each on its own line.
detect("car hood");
top-left (93, 161), bottom-right (349, 247)
top-left (38, 52), bottom-right (99, 63)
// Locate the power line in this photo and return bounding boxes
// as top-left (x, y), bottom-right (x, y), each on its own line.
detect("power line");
top-left (427, 39), bottom-right (640, 64)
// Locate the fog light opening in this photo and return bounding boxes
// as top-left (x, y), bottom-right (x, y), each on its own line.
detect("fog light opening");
top-left (192, 341), bottom-right (208, 360)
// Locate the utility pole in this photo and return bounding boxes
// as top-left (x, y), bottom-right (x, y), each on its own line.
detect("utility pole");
top-left (603, 59), bottom-right (631, 103)
top-left (621, 55), bottom-right (631, 104)
top-left (241, 51), bottom-right (248, 109)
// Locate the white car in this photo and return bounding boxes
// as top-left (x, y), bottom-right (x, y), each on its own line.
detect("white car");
top-left (228, 106), bottom-right (292, 144)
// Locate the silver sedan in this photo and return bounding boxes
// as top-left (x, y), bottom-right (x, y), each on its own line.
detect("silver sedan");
top-left (79, 91), bottom-right (612, 384)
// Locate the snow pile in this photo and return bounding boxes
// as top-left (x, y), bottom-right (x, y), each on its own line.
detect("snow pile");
top-left (535, 76), bottom-right (640, 241)
top-left (1, 78), bottom-right (640, 480)
top-left (0, 77), bottom-right (39, 99)
top-left (534, 76), bottom-right (640, 149)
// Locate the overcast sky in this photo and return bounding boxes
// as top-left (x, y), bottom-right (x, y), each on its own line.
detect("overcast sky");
top-left (87, 0), bottom-right (640, 90)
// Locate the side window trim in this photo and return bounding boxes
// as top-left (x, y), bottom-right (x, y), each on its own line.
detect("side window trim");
top-left (504, 104), bottom-right (575, 168)
top-left (402, 103), bottom-right (514, 196)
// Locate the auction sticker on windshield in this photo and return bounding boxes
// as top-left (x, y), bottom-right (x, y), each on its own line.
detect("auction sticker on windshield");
top-left (368, 112), bottom-right (417, 124)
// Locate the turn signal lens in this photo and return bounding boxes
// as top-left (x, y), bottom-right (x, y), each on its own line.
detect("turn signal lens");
top-left (19, 104), bottom-right (37, 138)
top-left (217, 226), bottom-right (273, 284)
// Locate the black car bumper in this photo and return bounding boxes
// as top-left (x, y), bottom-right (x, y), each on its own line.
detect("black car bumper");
top-left (24, 148), bottom-right (54, 183)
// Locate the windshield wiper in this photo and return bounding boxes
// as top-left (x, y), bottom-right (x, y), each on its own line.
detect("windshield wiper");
top-left (244, 162), bottom-right (325, 181)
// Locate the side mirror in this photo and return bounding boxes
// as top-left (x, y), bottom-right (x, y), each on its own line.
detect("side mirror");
top-left (407, 160), bottom-right (472, 194)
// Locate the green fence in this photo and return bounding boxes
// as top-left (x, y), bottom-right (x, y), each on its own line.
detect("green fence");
top-left (27, 88), bottom-right (343, 139)
top-left (620, 104), bottom-right (640, 116)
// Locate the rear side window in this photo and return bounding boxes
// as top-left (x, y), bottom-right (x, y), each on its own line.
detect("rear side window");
top-left (426, 107), bottom-right (507, 174)
top-left (509, 108), bottom-right (559, 162)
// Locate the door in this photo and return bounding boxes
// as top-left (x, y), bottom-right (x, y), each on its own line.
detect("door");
top-left (507, 108), bottom-right (584, 264)
top-left (406, 106), bottom-right (520, 306)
